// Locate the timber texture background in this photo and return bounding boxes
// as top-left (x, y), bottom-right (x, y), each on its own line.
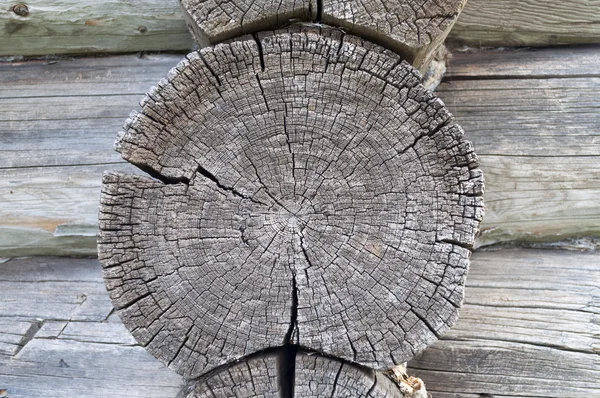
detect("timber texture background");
top-left (1, 0), bottom-right (599, 397)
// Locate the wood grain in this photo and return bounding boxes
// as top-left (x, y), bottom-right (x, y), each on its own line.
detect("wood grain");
top-left (1, 46), bottom-right (599, 256)
top-left (449, 0), bottom-right (600, 47)
top-left (99, 26), bottom-right (482, 378)
top-left (1, 249), bottom-right (597, 396)
top-left (438, 48), bottom-right (600, 246)
top-left (0, 0), bottom-right (193, 57)
top-left (409, 249), bottom-right (600, 397)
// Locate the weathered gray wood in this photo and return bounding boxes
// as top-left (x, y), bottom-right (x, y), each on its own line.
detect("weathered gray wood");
top-left (0, 163), bottom-right (137, 257)
top-left (2, 46), bottom-right (600, 257)
top-left (179, 0), bottom-right (467, 70)
top-left (446, 45), bottom-right (600, 79)
top-left (0, 0), bottom-right (193, 57)
top-left (449, 0), bottom-right (600, 48)
top-left (99, 27), bottom-right (483, 379)
top-left (183, 350), bottom-right (422, 397)
top-left (0, 256), bottom-right (183, 397)
top-left (0, 54), bottom-right (179, 257)
top-left (182, 351), bottom-right (282, 397)
top-left (5, 0), bottom-right (599, 58)
top-left (1, 339), bottom-right (183, 398)
top-left (0, 257), bottom-right (113, 321)
top-left (1, 250), bottom-right (598, 396)
top-left (437, 78), bottom-right (600, 246)
top-left (409, 249), bottom-right (600, 397)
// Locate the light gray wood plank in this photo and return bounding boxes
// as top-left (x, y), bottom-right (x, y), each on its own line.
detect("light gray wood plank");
top-left (0, 54), bottom-right (183, 99)
top-left (0, 0), bottom-right (193, 57)
top-left (449, 0), bottom-right (600, 47)
top-left (0, 163), bottom-right (138, 257)
top-left (446, 45), bottom-right (600, 79)
top-left (1, 339), bottom-right (183, 398)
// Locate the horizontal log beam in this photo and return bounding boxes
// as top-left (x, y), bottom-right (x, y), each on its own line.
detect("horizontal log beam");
top-left (0, 0), bottom-right (194, 57)
top-left (448, 0), bottom-right (600, 48)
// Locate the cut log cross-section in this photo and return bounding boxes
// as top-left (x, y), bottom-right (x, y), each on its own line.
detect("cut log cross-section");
top-left (182, 348), bottom-right (426, 397)
top-left (179, 0), bottom-right (467, 70)
top-left (98, 26), bottom-right (483, 392)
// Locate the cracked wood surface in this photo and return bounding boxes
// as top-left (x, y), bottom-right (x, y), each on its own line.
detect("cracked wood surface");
top-left (179, 0), bottom-right (466, 70)
top-left (1, 249), bottom-right (598, 397)
top-left (99, 26), bottom-right (483, 379)
top-left (1, 45), bottom-right (599, 256)
top-left (182, 349), bottom-right (416, 397)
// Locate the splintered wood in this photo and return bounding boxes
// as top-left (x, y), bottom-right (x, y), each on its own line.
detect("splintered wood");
top-left (98, 26), bottom-right (483, 391)
top-left (179, 0), bottom-right (467, 69)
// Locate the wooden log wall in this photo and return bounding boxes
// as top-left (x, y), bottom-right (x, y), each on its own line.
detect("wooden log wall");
top-left (2, 0), bottom-right (599, 58)
top-left (2, 45), bottom-right (599, 257)
top-left (1, 249), bottom-right (598, 396)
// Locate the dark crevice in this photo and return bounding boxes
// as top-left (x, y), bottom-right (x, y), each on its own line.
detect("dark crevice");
top-left (299, 233), bottom-right (313, 289)
top-left (283, 265), bottom-right (299, 345)
top-left (440, 238), bottom-right (473, 251)
top-left (129, 160), bottom-right (190, 185)
top-left (278, 345), bottom-right (297, 398)
top-left (13, 320), bottom-right (43, 357)
top-left (256, 74), bottom-right (270, 111)
top-left (252, 33), bottom-right (266, 72)
top-left (196, 165), bottom-right (267, 206)
top-left (116, 291), bottom-right (154, 312)
top-left (168, 325), bottom-right (194, 367)
top-left (315, 0), bottom-right (323, 21)
top-left (198, 52), bottom-right (222, 86)
top-left (410, 308), bottom-right (441, 339)
top-left (330, 362), bottom-right (344, 397)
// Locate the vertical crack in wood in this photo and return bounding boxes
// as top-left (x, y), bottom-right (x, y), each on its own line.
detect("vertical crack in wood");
top-left (316, 0), bottom-right (323, 21)
top-left (330, 362), bottom-right (344, 397)
top-left (283, 255), bottom-right (299, 345)
top-left (277, 345), bottom-right (298, 398)
top-left (299, 231), bottom-right (312, 289)
top-left (252, 33), bottom-right (266, 72)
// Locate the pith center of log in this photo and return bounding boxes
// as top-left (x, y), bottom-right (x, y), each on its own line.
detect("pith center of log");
top-left (98, 26), bottom-right (484, 380)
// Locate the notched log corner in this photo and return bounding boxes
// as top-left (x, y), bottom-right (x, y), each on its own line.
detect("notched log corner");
top-left (178, 0), bottom-right (467, 71)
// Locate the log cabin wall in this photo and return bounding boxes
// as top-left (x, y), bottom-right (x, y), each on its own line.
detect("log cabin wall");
top-left (1, 0), bottom-right (599, 397)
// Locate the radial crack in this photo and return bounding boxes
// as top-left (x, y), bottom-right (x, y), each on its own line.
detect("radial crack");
top-left (196, 165), bottom-right (267, 206)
